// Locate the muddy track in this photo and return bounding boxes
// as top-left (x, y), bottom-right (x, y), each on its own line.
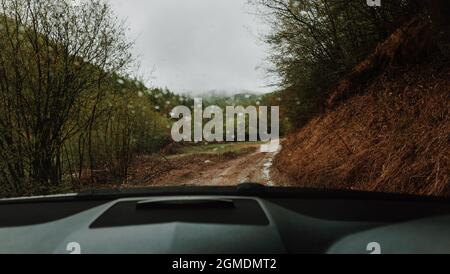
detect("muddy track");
top-left (184, 149), bottom-right (279, 186)
top-left (123, 145), bottom-right (284, 187)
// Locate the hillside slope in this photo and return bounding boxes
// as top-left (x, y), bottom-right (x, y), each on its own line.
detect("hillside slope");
top-left (274, 19), bottom-right (450, 196)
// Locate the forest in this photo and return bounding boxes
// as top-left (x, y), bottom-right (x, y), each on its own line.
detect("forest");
top-left (0, 0), bottom-right (194, 196)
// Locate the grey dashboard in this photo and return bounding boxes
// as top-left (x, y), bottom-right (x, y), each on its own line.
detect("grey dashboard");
top-left (0, 193), bottom-right (450, 254)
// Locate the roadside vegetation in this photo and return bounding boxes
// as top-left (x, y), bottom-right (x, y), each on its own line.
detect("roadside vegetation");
top-left (0, 0), bottom-right (187, 197)
top-left (253, 0), bottom-right (450, 196)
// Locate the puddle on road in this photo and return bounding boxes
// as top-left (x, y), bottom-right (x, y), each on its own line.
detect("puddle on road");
top-left (260, 140), bottom-right (282, 187)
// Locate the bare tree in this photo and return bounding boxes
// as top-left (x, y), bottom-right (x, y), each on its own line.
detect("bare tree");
top-left (0, 0), bottom-right (133, 195)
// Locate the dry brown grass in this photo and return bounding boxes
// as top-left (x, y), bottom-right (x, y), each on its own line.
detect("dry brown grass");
top-left (275, 18), bottom-right (450, 196)
top-left (276, 64), bottom-right (449, 196)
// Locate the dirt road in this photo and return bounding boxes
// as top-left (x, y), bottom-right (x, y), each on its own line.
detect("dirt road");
top-left (183, 148), bottom-right (279, 186)
top-left (124, 143), bottom-right (285, 187)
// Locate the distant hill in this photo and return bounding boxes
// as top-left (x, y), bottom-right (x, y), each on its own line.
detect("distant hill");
top-left (191, 90), bottom-right (265, 108)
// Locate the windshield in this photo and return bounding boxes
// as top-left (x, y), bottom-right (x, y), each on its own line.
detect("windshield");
top-left (0, 0), bottom-right (448, 199)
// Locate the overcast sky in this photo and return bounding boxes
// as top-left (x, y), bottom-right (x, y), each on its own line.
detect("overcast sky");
top-left (108, 0), bottom-right (273, 95)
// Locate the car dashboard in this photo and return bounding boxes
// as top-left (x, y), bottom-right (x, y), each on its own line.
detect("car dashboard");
top-left (0, 187), bottom-right (450, 254)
